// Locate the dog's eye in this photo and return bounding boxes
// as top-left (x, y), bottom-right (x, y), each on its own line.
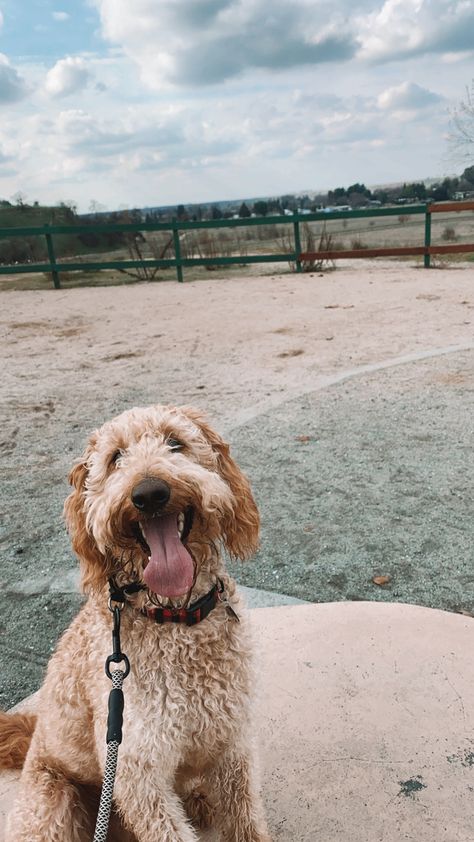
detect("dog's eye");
top-left (167, 438), bottom-right (183, 452)
top-left (110, 450), bottom-right (122, 466)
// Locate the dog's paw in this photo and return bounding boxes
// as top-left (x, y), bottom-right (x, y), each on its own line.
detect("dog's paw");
top-left (183, 788), bottom-right (215, 830)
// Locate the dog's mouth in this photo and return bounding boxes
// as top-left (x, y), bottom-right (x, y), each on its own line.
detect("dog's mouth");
top-left (131, 507), bottom-right (195, 598)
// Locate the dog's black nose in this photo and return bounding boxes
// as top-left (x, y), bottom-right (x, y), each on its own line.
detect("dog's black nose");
top-left (131, 478), bottom-right (171, 513)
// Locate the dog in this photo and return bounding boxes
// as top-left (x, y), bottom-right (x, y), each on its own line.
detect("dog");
top-left (0, 404), bottom-right (271, 842)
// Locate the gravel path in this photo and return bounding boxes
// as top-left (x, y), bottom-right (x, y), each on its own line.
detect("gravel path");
top-left (228, 349), bottom-right (474, 610)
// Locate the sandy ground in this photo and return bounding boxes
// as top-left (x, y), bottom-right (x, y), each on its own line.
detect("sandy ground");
top-left (1, 259), bottom-right (474, 706)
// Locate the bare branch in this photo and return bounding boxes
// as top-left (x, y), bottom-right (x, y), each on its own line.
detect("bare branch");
top-left (450, 80), bottom-right (474, 162)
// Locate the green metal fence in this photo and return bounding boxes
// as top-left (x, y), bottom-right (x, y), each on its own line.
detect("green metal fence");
top-left (0, 202), bottom-right (473, 289)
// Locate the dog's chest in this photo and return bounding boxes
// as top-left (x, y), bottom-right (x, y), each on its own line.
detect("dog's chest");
top-left (123, 619), bottom-right (252, 755)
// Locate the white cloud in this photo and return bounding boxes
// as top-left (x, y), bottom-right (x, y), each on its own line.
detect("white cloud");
top-left (92, 0), bottom-right (357, 87)
top-left (53, 107), bottom-right (184, 158)
top-left (91, 0), bottom-right (474, 89)
top-left (358, 0), bottom-right (474, 62)
top-left (45, 57), bottom-right (92, 98)
top-left (52, 11), bottom-right (70, 22)
top-left (377, 81), bottom-right (443, 110)
top-left (0, 54), bottom-right (29, 104)
top-left (441, 50), bottom-right (473, 63)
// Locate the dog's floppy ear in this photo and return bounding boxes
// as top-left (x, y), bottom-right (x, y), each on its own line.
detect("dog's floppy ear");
top-left (182, 407), bottom-right (260, 560)
top-left (63, 435), bottom-right (112, 592)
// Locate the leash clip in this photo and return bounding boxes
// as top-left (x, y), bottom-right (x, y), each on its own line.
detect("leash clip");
top-left (105, 601), bottom-right (130, 679)
top-left (108, 596), bottom-right (125, 612)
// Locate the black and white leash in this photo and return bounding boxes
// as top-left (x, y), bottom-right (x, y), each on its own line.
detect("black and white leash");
top-left (92, 596), bottom-right (130, 842)
top-left (91, 577), bottom-right (237, 840)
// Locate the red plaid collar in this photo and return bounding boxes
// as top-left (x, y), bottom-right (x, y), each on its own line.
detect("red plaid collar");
top-left (108, 577), bottom-right (238, 626)
top-left (142, 580), bottom-right (222, 626)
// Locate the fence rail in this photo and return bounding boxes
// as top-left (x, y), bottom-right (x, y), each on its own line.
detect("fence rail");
top-left (0, 201), bottom-right (472, 288)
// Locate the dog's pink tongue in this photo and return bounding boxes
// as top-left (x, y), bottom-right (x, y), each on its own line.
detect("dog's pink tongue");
top-left (141, 513), bottom-right (194, 597)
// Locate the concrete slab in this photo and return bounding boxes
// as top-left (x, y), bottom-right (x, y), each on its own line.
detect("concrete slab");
top-left (2, 601), bottom-right (474, 841)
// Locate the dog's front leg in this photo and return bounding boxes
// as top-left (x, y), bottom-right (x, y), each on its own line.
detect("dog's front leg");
top-left (113, 758), bottom-right (199, 842)
top-left (207, 747), bottom-right (271, 842)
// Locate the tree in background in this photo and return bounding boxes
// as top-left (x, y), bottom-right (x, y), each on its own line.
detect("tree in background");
top-left (56, 200), bottom-right (78, 223)
top-left (347, 191), bottom-right (370, 208)
top-left (253, 200), bottom-right (268, 216)
top-left (267, 198), bottom-right (283, 214)
top-left (11, 191), bottom-right (27, 210)
top-left (89, 199), bottom-right (106, 216)
top-left (430, 176), bottom-right (461, 201)
top-left (327, 186), bottom-right (348, 204)
top-left (347, 183), bottom-right (372, 198)
top-left (431, 182), bottom-right (450, 202)
top-left (327, 183), bottom-right (372, 206)
top-left (280, 194), bottom-right (297, 211)
top-left (451, 80), bottom-right (474, 161)
top-left (400, 182), bottom-right (427, 200)
top-left (460, 165), bottom-right (474, 185)
top-left (238, 202), bottom-right (251, 218)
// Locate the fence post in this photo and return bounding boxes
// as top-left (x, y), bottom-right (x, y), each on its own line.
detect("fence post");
top-left (172, 219), bottom-right (184, 283)
top-left (44, 224), bottom-right (60, 288)
top-left (424, 207), bottom-right (431, 269)
top-left (293, 212), bottom-right (302, 273)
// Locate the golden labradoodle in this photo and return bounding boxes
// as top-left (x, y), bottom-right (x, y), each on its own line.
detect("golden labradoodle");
top-left (0, 405), bottom-right (271, 842)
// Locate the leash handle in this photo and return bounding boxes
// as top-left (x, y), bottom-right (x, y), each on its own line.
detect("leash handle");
top-left (106, 671), bottom-right (125, 744)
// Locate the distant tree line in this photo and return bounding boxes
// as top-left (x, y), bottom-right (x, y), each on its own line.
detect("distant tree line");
top-left (165, 166), bottom-right (474, 221)
top-left (1, 165), bottom-right (473, 265)
top-left (0, 196), bottom-right (143, 265)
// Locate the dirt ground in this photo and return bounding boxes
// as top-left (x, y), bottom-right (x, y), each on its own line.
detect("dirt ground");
top-left (1, 259), bottom-right (474, 707)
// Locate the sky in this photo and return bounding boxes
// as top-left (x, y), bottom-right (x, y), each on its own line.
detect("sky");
top-left (0, 0), bottom-right (472, 212)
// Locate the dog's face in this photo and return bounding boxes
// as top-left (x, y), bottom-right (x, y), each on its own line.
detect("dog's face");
top-left (64, 405), bottom-right (259, 598)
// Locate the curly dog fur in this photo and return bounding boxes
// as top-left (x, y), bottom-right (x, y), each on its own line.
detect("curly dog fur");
top-left (0, 405), bottom-right (271, 841)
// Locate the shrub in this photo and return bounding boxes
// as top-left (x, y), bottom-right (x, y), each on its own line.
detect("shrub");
top-left (442, 226), bottom-right (457, 241)
top-left (278, 222), bottom-right (336, 271)
top-left (350, 237), bottom-right (368, 250)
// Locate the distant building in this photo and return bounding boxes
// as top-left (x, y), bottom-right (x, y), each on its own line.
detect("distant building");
top-left (322, 205), bottom-right (351, 213)
top-left (454, 191), bottom-right (474, 200)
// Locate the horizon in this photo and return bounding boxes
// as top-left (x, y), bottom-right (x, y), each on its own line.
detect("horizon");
top-left (2, 171), bottom-right (463, 215)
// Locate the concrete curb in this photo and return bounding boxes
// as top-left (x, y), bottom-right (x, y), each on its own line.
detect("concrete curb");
top-left (239, 585), bottom-right (309, 608)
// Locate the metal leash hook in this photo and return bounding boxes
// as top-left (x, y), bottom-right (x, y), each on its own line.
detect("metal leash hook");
top-left (92, 597), bottom-right (130, 842)
top-left (106, 598), bottom-right (130, 682)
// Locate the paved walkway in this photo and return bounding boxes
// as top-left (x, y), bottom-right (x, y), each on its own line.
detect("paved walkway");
top-left (2, 600), bottom-right (474, 841)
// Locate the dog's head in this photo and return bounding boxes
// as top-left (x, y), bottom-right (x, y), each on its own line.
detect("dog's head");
top-left (64, 405), bottom-right (259, 597)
